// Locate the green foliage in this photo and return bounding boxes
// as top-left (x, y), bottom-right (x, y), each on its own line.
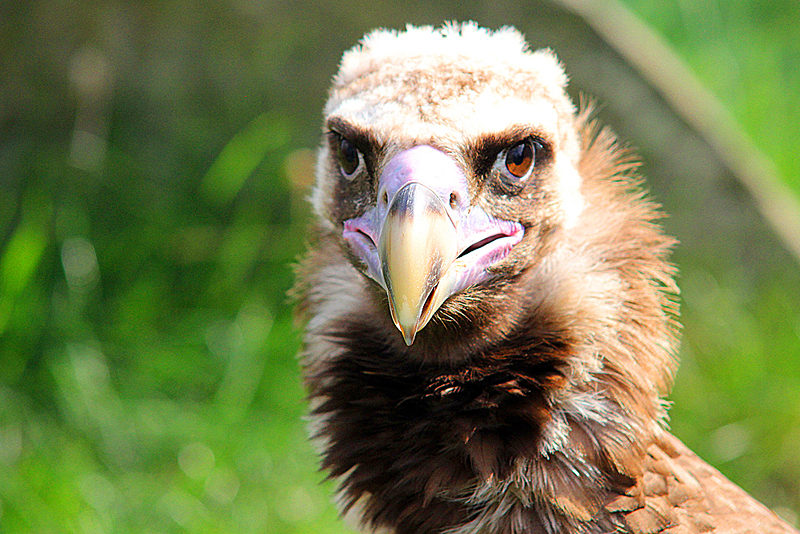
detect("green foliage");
top-left (623, 0), bottom-right (800, 184)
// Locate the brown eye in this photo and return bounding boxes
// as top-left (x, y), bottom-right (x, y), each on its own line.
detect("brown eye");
top-left (337, 137), bottom-right (361, 178)
top-left (504, 139), bottom-right (535, 179)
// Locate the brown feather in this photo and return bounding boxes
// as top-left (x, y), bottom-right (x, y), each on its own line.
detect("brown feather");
top-left (294, 24), bottom-right (798, 534)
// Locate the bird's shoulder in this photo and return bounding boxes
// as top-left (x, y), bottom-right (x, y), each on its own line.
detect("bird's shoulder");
top-left (609, 432), bottom-right (797, 534)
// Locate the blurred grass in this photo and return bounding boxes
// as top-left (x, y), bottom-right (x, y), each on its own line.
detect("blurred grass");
top-left (0, 0), bottom-right (798, 532)
top-left (617, 1), bottom-right (800, 522)
top-left (622, 0), bottom-right (800, 186)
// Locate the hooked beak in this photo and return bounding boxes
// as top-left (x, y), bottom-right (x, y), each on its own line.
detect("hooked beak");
top-left (379, 182), bottom-right (458, 345)
top-left (343, 145), bottom-right (524, 345)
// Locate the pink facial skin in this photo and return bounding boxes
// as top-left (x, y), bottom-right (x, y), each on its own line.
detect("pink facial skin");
top-left (343, 145), bottom-right (524, 301)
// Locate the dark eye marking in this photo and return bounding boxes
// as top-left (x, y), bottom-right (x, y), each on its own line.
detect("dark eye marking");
top-left (468, 128), bottom-right (550, 185)
top-left (326, 117), bottom-right (381, 181)
top-left (336, 136), bottom-right (361, 178)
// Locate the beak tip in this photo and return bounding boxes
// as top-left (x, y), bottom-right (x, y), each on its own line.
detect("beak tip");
top-left (392, 314), bottom-right (417, 345)
top-left (401, 329), bottom-right (416, 346)
top-left (389, 301), bottom-right (420, 346)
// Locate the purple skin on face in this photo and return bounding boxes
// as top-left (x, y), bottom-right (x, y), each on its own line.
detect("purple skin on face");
top-left (342, 145), bottom-right (524, 344)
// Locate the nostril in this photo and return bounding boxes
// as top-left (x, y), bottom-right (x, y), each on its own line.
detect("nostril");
top-left (449, 191), bottom-right (459, 209)
top-left (381, 190), bottom-right (389, 205)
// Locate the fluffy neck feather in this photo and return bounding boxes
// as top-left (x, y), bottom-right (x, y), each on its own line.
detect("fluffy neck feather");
top-left (295, 114), bottom-right (679, 534)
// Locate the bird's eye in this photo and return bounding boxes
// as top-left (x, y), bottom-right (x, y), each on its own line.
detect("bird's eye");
top-left (504, 139), bottom-right (537, 180)
top-left (337, 136), bottom-right (361, 178)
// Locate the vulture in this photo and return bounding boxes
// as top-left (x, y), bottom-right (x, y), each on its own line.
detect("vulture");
top-left (293, 23), bottom-right (798, 534)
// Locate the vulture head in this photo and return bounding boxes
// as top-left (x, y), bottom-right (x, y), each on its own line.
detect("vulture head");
top-left (295, 23), bottom-right (797, 534)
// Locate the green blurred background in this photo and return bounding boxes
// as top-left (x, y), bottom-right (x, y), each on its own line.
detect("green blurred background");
top-left (1, 0), bottom-right (798, 532)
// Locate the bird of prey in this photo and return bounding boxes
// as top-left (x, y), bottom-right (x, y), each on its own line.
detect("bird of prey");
top-left (294, 23), bottom-right (798, 534)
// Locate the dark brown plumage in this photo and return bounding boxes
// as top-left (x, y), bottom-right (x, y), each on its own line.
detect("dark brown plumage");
top-left (294, 23), bottom-right (798, 534)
